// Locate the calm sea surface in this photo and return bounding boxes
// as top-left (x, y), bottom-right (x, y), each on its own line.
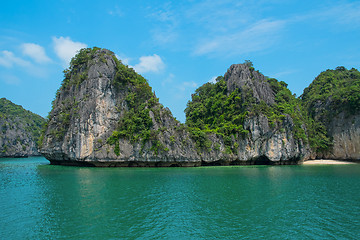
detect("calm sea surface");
top-left (1, 157), bottom-right (360, 239)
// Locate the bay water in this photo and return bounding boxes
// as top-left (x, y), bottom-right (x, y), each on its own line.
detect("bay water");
top-left (1, 157), bottom-right (360, 239)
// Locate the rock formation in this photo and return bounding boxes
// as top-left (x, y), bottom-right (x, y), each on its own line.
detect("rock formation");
top-left (301, 67), bottom-right (360, 161)
top-left (40, 48), bottom-right (201, 166)
top-left (0, 98), bottom-right (45, 157)
top-left (186, 63), bottom-right (310, 165)
top-left (40, 49), bottom-right (310, 166)
top-left (224, 64), bottom-right (275, 105)
top-left (323, 112), bottom-right (360, 160)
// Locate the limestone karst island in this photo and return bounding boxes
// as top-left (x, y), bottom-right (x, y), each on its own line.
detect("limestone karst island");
top-left (1, 47), bottom-right (360, 166)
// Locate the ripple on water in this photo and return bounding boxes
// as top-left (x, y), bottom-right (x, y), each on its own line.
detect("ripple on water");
top-left (1, 159), bottom-right (360, 239)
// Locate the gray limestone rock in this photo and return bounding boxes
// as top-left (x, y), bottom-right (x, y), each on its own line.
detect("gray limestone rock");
top-left (318, 112), bottom-right (360, 160)
top-left (40, 49), bottom-right (310, 166)
top-left (0, 117), bottom-right (41, 157)
top-left (40, 48), bottom-right (202, 166)
top-left (0, 98), bottom-right (44, 158)
top-left (224, 64), bottom-right (275, 105)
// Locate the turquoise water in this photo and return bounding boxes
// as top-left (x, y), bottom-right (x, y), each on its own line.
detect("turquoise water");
top-left (1, 157), bottom-right (360, 239)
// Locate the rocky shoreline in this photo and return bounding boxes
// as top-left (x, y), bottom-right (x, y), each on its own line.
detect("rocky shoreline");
top-left (48, 157), bottom-right (302, 167)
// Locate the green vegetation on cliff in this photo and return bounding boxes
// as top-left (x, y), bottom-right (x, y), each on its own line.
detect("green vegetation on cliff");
top-left (58, 47), bottom-right (103, 97)
top-left (43, 47), bottom-right (170, 156)
top-left (185, 64), bottom-right (307, 151)
top-left (253, 78), bottom-right (307, 141)
top-left (42, 47), bottom-right (359, 161)
top-left (107, 55), bottom-right (167, 155)
top-left (0, 98), bottom-right (45, 155)
top-left (301, 67), bottom-right (360, 153)
top-left (0, 98), bottom-right (45, 144)
top-left (185, 76), bottom-right (249, 135)
top-left (302, 67), bottom-right (360, 117)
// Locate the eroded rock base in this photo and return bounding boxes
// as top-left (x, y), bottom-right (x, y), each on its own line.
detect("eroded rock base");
top-left (49, 157), bottom-right (301, 167)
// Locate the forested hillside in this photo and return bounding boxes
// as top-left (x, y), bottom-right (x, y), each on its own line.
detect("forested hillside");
top-left (0, 98), bottom-right (45, 157)
top-left (301, 67), bottom-right (360, 159)
top-left (185, 62), bottom-right (307, 151)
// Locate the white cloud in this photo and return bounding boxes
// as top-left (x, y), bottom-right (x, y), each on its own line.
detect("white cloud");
top-left (21, 43), bottom-right (51, 63)
top-left (52, 36), bottom-right (87, 66)
top-left (311, 3), bottom-right (360, 28)
top-left (194, 19), bottom-right (285, 56)
top-left (0, 50), bottom-right (49, 78)
top-left (337, 3), bottom-right (360, 25)
top-left (209, 76), bottom-right (217, 84)
top-left (185, 0), bottom-right (251, 33)
top-left (115, 54), bottom-right (131, 65)
top-left (272, 70), bottom-right (297, 79)
top-left (132, 54), bottom-right (165, 74)
top-left (288, 2), bottom-right (360, 29)
top-left (0, 50), bottom-right (31, 68)
top-left (146, 0), bottom-right (292, 56)
top-left (147, 3), bottom-right (180, 45)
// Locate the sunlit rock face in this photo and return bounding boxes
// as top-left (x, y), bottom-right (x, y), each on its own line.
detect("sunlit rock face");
top-left (319, 112), bottom-right (360, 160)
top-left (41, 51), bottom-right (309, 167)
top-left (40, 48), bottom-right (202, 166)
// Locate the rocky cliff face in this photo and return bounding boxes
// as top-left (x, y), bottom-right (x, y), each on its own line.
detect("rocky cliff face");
top-left (224, 64), bottom-right (275, 105)
top-left (198, 114), bottom-right (309, 165)
top-left (321, 112), bottom-right (360, 160)
top-left (308, 99), bottom-right (360, 161)
top-left (0, 98), bottom-right (45, 157)
top-left (40, 48), bottom-right (202, 166)
top-left (186, 63), bottom-right (310, 165)
top-left (41, 50), bottom-right (310, 166)
top-left (301, 67), bottom-right (360, 161)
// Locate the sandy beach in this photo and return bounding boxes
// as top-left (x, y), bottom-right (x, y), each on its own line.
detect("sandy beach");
top-left (302, 159), bottom-right (357, 165)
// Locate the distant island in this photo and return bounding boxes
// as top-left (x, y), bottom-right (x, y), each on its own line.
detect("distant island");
top-left (0, 98), bottom-right (45, 158)
top-left (2, 47), bottom-right (359, 166)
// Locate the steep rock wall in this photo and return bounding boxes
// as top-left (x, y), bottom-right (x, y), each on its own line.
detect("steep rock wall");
top-left (0, 98), bottom-right (44, 158)
top-left (186, 63), bottom-right (310, 165)
top-left (40, 48), bottom-right (202, 166)
top-left (0, 117), bottom-right (40, 157)
top-left (301, 67), bottom-right (360, 161)
top-left (41, 49), bottom-right (310, 166)
top-left (319, 112), bottom-right (360, 160)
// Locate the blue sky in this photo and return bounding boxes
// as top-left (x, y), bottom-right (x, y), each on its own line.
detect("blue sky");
top-left (1, 0), bottom-right (359, 122)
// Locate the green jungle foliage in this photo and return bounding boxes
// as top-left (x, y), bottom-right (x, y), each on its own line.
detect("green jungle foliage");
top-left (44, 47), bottom-right (167, 155)
top-left (301, 67), bottom-right (360, 153)
top-left (107, 55), bottom-right (166, 155)
top-left (185, 65), bottom-right (307, 152)
top-left (257, 78), bottom-right (307, 142)
top-left (0, 98), bottom-right (45, 145)
top-left (185, 76), bottom-right (249, 133)
top-left (302, 67), bottom-right (360, 117)
top-left (185, 75), bottom-right (252, 152)
top-left (56, 47), bottom-right (102, 100)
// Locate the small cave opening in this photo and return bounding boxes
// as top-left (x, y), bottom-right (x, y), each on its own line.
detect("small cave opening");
top-left (201, 160), bottom-right (229, 166)
top-left (169, 163), bottom-right (181, 167)
top-left (253, 156), bottom-right (273, 165)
